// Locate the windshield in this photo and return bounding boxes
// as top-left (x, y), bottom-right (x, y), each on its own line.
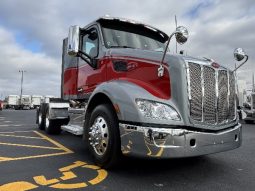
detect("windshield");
top-left (100, 21), bottom-right (168, 52)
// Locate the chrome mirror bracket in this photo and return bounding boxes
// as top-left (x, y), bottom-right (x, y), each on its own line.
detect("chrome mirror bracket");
top-left (158, 26), bottom-right (189, 77)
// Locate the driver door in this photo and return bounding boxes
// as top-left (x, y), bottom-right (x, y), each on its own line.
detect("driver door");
top-left (77, 26), bottom-right (106, 98)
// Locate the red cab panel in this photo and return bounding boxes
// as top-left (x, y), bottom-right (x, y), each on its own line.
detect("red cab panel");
top-left (63, 67), bottom-right (78, 96)
top-left (77, 60), bottom-right (107, 94)
top-left (105, 56), bottom-right (171, 100)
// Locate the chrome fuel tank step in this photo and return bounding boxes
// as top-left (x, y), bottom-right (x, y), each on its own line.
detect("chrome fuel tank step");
top-left (61, 125), bottom-right (83, 135)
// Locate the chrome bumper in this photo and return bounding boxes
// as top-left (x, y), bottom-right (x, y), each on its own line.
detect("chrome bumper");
top-left (119, 123), bottom-right (241, 158)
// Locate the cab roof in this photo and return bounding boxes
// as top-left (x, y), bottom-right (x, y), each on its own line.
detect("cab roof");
top-left (94, 17), bottom-right (169, 43)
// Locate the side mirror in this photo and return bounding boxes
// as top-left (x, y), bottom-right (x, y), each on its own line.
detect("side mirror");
top-left (67, 25), bottom-right (80, 56)
top-left (233, 48), bottom-right (249, 72)
top-left (175, 26), bottom-right (189, 45)
top-left (234, 48), bottom-right (246, 61)
top-left (67, 26), bottom-right (98, 69)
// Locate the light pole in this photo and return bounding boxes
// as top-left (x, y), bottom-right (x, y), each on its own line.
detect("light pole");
top-left (19, 70), bottom-right (26, 108)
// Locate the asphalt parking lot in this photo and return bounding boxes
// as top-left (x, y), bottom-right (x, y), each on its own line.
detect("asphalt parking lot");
top-left (0, 110), bottom-right (255, 191)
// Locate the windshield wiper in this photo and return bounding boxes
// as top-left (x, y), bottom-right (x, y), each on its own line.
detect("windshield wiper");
top-left (109, 45), bottom-right (135, 49)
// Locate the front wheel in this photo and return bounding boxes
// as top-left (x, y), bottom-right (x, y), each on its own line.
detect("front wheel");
top-left (86, 104), bottom-right (121, 169)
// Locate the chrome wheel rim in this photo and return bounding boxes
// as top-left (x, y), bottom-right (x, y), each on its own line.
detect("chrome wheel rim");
top-left (38, 113), bottom-right (42, 126)
top-left (45, 116), bottom-right (49, 129)
top-left (89, 116), bottom-right (109, 156)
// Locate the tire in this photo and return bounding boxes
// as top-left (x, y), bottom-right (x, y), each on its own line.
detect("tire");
top-left (45, 113), bottom-right (62, 135)
top-left (38, 109), bottom-right (45, 130)
top-left (244, 120), bottom-right (254, 124)
top-left (85, 104), bottom-right (121, 169)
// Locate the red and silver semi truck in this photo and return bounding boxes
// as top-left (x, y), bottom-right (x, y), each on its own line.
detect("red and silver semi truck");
top-left (36, 17), bottom-right (248, 168)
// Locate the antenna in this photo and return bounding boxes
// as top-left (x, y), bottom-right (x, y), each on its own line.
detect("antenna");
top-left (175, 15), bottom-right (177, 54)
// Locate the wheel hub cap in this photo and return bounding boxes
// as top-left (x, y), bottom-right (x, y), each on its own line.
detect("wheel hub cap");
top-left (89, 116), bottom-right (109, 156)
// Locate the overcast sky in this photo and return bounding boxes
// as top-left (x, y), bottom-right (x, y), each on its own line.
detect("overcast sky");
top-left (0, 0), bottom-right (254, 99)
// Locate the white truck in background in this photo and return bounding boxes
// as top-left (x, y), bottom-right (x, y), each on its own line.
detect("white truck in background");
top-left (243, 92), bottom-right (255, 124)
top-left (31, 95), bottom-right (43, 109)
top-left (18, 95), bottom-right (32, 110)
top-left (43, 95), bottom-right (55, 104)
top-left (6, 95), bottom-right (19, 109)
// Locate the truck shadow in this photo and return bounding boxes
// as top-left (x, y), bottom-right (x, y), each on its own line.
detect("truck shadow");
top-left (113, 155), bottom-right (227, 178)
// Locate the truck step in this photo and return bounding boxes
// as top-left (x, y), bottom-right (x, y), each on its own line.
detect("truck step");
top-left (61, 125), bottom-right (83, 135)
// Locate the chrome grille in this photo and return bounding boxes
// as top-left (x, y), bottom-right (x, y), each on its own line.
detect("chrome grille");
top-left (218, 70), bottom-right (228, 123)
top-left (229, 72), bottom-right (236, 120)
top-left (188, 62), bottom-right (236, 125)
top-left (203, 66), bottom-right (216, 124)
top-left (189, 63), bottom-right (202, 121)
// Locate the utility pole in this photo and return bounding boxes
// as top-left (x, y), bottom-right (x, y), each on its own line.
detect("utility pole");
top-left (175, 15), bottom-right (177, 54)
top-left (252, 72), bottom-right (255, 92)
top-left (19, 70), bottom-right (26, 107)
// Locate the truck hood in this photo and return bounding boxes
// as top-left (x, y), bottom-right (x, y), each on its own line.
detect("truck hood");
top-left (108, 48), bottom-right (230, 71)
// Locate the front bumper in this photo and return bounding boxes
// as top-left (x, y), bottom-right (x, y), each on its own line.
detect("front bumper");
top-left (119, 123), bottom-right (242, 158)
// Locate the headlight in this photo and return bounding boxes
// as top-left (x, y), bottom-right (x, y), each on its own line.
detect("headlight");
top-left (135, 99), bottom-right (181, 121)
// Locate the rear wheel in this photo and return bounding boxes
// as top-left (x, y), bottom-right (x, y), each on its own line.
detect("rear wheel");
top-left (86, 104), bottom-right (121, 169)
top-left (38, 109), bottom-right (45, 130)
top-left (45, 113), bottom-right (62, 135)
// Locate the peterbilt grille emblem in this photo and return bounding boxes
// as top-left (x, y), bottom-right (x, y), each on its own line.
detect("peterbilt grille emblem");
top-left (158, 65), bottom-right (164, 77)
top-left (211, 62), bottom-right (220, 68)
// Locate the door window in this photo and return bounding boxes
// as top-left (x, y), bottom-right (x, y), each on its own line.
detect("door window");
top-left (82, 29), bottom-right (99, 58)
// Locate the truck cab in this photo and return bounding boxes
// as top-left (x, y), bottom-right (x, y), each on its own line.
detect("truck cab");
top-left (37, 17), bottom-right (248, 168)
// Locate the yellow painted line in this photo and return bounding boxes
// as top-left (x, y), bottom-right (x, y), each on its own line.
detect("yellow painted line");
top-left (0, 124), bottom-right (21, 127)
top-left (0, 130), bottom-right (33, 134)
top-left (0, 181), bottom-right (38, 191)
top-left (50, 182), bottom-right (87, 189)
top-left (0, 134), bottom-right (44, 139)
top-left (60, 171), bottom-right (77, 180)
top-left (0, 152), bottom-right (72, 162)
top-left (33, 176), bottom-right (59, 186)
top-left (34, 131), bottom-right (73, 153)
top-left (88, 169), bottom-right (108, 185)
top-left (0, 160), bottom-right (108, 190)
top-left (0, 157), bottom-right (13, 161)
top-left (0, 142), bottom-right (63, 150)
top-left (0, 131), bottom-right (73, 163)
top-left (59, 161), bottom-right (86, 172)
top-left (83, 164), bottom-right (100, 170)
